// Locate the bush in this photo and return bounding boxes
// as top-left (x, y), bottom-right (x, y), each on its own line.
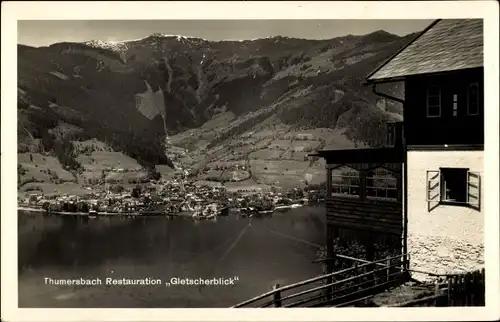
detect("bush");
top-left (110, 185), bottom-right (124, 194)
top-left (131, 185), bottom-right (142, 198)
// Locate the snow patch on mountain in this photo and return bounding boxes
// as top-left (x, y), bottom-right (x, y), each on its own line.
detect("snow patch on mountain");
top-left (83, 39), bottom-right (130, 52)
top-left (83, 33), bottom-right (206, 52)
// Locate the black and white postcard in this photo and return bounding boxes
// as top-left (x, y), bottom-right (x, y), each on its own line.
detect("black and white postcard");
top-left (1, 1), bottom-right (499, 321)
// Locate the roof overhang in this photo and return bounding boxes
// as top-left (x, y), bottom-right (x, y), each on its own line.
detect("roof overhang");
top-left (363, 75), bottom-right (407, 86)
top-left (363, 19), bottom-right (441, 86)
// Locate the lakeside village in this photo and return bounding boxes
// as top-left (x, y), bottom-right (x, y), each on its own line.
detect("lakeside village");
top-left (18, 173), bottom-right (327, 219)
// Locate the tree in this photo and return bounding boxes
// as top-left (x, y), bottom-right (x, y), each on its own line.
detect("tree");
top-left (131, 185), bottom-right (142, 198)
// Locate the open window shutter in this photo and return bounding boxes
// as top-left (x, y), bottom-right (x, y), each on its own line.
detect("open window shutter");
top-left (426, 170), bottom-right (440, 212)
top-left (467, 171), bottom-right (481, 210)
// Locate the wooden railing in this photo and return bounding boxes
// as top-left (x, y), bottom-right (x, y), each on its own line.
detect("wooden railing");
top-left (232, 254), bottom-right (409, 308)
top-left (390, 268), bottom-right (485, 307)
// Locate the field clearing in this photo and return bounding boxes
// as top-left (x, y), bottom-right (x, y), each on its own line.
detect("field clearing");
top-left (280, 151), bottom-right (309, 161)
top-left (193, 139), bottom-right (211, 151)
top-left (303, 128), bottom-right (363, 150)
top-left (249, 149), bottom-right (282, 160)
top-left (220, 170), bottom-right (250, 182)
top-left (200, 111), bottom-right (236, 130)
top-left (302, 167), bottom-right (326, 185)
top-left (202, 170), bottom-right (223, 181)
top-left (224, 179), bottom-right (271, 192)
top-left (105, 171), bottom-right (149, 184)
top-left (78, 171), bottom-right (102, 184)
top-left (250, 160), bottom-right (309, 175)
top-left (228, 138), bottom-right (259, 147)
top-left (76, 151), bottom-right (143, 172)
top-left (269, 139), bottom-right (294, 150)
top-left (254, 174), bottom-right (306, 189)
top-left (206, 160), bottom-right (246, 169)
top-left (240, 129), bottom-right (278, 140)
top-left (229, 145), bottom-right (254, 154)
top-left (18, 153), bottom-right (75, 184)
top-left (290, 140), bottom-right (321, 151)
top-left (19, 182), bottom-right (90, 198)
top-left (217, 153), bottom-right (245, 162)
top-left (178, 155), bottom-right (198, 165)
top-left (193, 180), bottom-right (223, 188)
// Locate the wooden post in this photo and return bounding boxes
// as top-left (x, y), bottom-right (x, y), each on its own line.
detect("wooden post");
top-left (447, 278), bottom-right (452, 306)
top-left (365, 239), bottom-right (375, 287)
top-left (359, 170), bottom-right (367, 201)
top-left (326, 166), bottom-right (332, 196)
top-left (434, 282), bottom-right (440, 306)
top-left (386, 258), bottom-right (391, 282)
top-left (481, 268), bottom-right (485, 306)
top-left (273, 284), bottom-right (282, 307)
top-left (402, 148), bottom-right (408, 270)
top-left (326, 225), bottom-right (335, 301)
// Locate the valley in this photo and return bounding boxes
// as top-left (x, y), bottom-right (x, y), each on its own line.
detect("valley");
top-left (17, 31), bottom-right (410, 193)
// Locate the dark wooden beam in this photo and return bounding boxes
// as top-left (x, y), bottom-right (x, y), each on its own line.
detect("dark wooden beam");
top-left (315, 147), bottom-right (404, 164)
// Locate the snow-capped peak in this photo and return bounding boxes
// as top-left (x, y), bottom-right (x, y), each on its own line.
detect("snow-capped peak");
top-left (83, 39), bottom-right (130, 52)
top-left (83, 33), bottom-right (205, 52)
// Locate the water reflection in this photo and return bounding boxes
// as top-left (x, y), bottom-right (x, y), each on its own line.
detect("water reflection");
top-left (18, 206), bottom-right (326, 308)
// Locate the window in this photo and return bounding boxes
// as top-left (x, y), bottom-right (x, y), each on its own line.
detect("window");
top-left (441, 168), bottom-right (467, 202)
top-left (426, 168), bottom-right (481, 212)
top-left (366, 167), bottom-right (398, 200)
top-left (331, 166), bottom-right (359, 196)
top-left (426, 86), bottom-right (441, 118)
top-left (452, 94), bottom-right (458, 117)
top-left (467, 82), bottom-right (480, 116)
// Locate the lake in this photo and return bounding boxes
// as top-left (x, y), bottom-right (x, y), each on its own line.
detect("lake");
top-left (18, 205), bottom-right (326, 308)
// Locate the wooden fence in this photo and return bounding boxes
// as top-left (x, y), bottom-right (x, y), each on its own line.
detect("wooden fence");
top-left (232, 254), bottom-right (408, 308)
top-left (391, 268), bottom-right (485, 307)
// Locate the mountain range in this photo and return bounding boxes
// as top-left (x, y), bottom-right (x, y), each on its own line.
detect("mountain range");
top-left (17, 30), bottom-right (414, 193)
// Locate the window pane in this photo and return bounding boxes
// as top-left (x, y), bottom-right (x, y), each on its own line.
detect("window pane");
top-left (469, 84), bottom-right (478, 96)
top-left (428, 105), bottom-right (440, 116)
top-left (469, 83), bottom-right (479, 115)
top-left (469, 102), bottom-right (479, 115)
top-left (387, 189), bottom-right (397, 199)
top-left (428, 96), bottom-right (440, 106)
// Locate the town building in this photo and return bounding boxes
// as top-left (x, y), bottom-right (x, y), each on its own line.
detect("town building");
top-left (313, 19), bottom-right (484, 281)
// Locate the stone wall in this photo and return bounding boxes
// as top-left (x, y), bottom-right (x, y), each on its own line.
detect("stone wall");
top-left (406, 150), bottom-right (484, 282)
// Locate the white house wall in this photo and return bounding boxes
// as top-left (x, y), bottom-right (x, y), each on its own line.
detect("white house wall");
top-left (406, 150), bottom-right (484, 282)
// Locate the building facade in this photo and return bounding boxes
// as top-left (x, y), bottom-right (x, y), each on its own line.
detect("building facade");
top-left (366, 19), bottom-right (484, 281)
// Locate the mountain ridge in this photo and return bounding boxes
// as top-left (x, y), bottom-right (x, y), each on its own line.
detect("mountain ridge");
top-left (17, 30), bottom-right (414, 192)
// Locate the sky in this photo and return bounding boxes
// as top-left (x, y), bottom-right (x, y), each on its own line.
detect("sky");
top-left (18, 19), bottom-right (434, 47)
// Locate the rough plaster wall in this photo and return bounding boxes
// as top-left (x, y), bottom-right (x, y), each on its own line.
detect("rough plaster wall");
top-left (407, 151), bottom-right (484, 281)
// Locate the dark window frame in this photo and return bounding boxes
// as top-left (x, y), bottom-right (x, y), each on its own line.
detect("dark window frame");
top-left (426, 86), bottom-right (442, 118)
top-left (467, 82), bottom-right (480, 116)
top-left (331, 166), bottom-right (360, 197)
top-left (426, 167), bottom-right (481, 212)
top-left (366, 167), bottom-right (398, 201)
top-left (439, 167), bottom-right (469, 205)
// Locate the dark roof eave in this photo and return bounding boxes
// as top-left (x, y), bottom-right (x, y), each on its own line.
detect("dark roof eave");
top-left (365, 66), bottom-right (484, 86)
top-left (363, 75), bottom-right (407, 86)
